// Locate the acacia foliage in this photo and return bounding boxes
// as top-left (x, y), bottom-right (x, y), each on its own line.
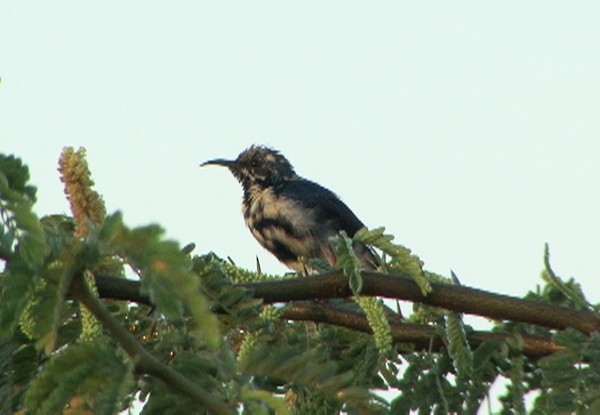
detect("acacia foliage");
top-left (1, 151), bottom-right (600, 414)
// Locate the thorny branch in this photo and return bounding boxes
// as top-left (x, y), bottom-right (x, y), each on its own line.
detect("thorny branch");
top-left (92, 270), bottom-right (600, 356)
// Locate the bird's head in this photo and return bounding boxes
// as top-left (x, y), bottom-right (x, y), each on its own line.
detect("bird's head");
top-left (201, 145), bottom-right (296, 190)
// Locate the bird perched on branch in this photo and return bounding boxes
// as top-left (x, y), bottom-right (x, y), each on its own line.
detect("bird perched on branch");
top-left (202, 145), bottom-right (377, 272)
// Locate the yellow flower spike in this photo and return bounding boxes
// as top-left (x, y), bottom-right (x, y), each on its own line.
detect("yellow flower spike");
top-left (58, 147), bottom-right (106, 237)
top-left (151, 259), bottom-right (169, 273)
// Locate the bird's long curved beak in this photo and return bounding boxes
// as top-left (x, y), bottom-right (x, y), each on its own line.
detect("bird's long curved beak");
top-left (200, 158), bottom-right (236, 168)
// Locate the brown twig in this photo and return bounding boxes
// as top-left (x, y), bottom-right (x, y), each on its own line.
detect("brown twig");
top-left (283, 301), bottom-right (562, 356)
top-left (92, 272), bottom-right (584, 357)
top-left (239, 270), bottom-right (600, 334)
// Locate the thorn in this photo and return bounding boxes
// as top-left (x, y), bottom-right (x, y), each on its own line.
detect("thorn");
top-left (302, 263), bottom-right (310, 277)
top-left (450, 270), bottom-right (462, 285)
top-left (395, 299), bottom-right (404, 319)
top-left (256, 256), bottom-right (262, 275)
top-left (227, 256), bottom-right (235, 265)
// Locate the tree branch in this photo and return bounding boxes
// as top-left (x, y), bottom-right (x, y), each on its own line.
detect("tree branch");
top-left (94, 273), bottom-right (150, 305)
top-left (70, 275), bottom-right (235, 415)
top-left (92, 272), bottom-right (586, 357)
top-left (239, 270), bottom-right (600, 334)
top-left (283, 301), bottom-right (562, 357)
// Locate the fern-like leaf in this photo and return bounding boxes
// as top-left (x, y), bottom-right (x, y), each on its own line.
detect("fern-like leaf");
top-left (334, 231), bottom-right (362, 295)
top-left (445, 312), bottom-right (473, 384)
top-left (354, 227), bottom-right (431, 295)
top-left (0, 155), bottom-right (48, 338)
top-left (239, 343), bottom-right (384, 414)
top-left (98, 212), bottom-right (221, 349)
top-left (24, 341), bottom-right (133, 415)
top-left (542, 244), bottom-right (593, 311)
top-left (355, 296), bottom-right (392, 357)
top-left (241, 386), bottom-right (292, 415)
top-left (333, 232), bottom-right (392, 358)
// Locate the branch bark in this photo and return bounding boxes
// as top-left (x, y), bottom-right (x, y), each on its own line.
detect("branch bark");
top-left (238, 270), bottom-right (600, 335)
top-left (92, 271), bottom-right (595, 357)
top-left (283, 301), bottom-right (562, 357)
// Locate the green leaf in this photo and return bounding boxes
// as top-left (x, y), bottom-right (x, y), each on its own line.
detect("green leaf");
top-left (98, 212), bottom-right (221, 349)
top-left (239, 342), bottom-right (384, 414)
top-left (354, 227), bottom-right (431, 295)
top-left (0, 155), bottom-right (37, 201)
top-left (333, 231), bottom-right (362, 295)
top-left (333, 232), bottom-right (392, 358)
top-left (0, 156), bottom-right (48, 339)
top-left (0, 263), bottom-right (39, 339)
top-left (20, 239), bottom-right (89, 353)
top-left (40, 215), bottom-right (76, 258)
top-left (539, 349), bottom-right (580, 388)
top-left (0, 337), bottom-right (40, 415)
top-left (141, 350), bottom-right (229, 415)
top-left (33, 267), bottom-right (80, 349)
top-left (355, 296), bottom-right (392, 357)
top-left (24, 341), bottom-right (134, 415)
top-left (542, 244), bottom-right (592, 311)
top-left (241, 386), bottom-right (291, 415)
top-left (508, 354), bottom-right (526, 415)
top-left (445, 312), bottom-right (473, 383)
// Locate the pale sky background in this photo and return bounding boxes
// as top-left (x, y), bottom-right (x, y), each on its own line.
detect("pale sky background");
top-left (1, 2), bottom-right (600, 411)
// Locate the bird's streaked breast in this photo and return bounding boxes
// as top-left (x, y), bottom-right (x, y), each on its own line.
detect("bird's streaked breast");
top-left (243, 187), bottom-right (323, 261)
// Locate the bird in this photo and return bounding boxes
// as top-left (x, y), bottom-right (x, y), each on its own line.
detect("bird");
top-left (201, 145), bottom-right (378, 273)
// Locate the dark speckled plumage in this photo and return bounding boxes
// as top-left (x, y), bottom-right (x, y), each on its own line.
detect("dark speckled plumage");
top-left (202, 145), bottom-right (377, 272)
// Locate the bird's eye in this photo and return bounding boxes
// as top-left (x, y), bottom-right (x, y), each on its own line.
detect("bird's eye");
top-left (251, 160), bottom-right (258, 168)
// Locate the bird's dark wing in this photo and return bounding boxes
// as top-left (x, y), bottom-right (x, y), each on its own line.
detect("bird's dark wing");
top-left (279, 179), bottom-right (366, 237)
top-left (275, 178), bottom-right (379, 270)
